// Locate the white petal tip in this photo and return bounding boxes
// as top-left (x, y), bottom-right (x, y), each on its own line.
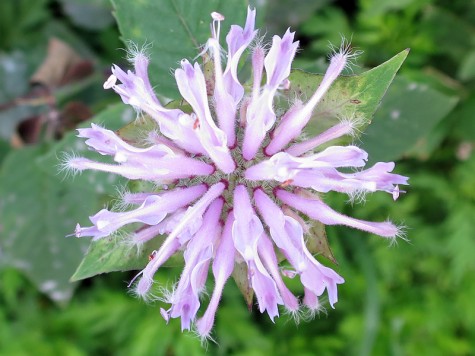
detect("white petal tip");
top-left (103, 74), bottom-right (117, 89)
top-left (211, 12), bottom-right (225, 21)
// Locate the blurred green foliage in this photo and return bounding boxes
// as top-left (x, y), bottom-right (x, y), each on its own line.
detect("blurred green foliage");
top-left (1, 0), bottom-right (475, 355)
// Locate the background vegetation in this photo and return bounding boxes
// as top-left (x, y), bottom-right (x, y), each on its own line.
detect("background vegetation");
top-left (1, 0), bottom-right (474, 355)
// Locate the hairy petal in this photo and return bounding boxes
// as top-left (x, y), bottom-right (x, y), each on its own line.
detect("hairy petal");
top-left (168, 198), bottom-right (224, 330)
top-left (286, 121), bottom-right (357, 157)
top-left (75, 184), bottom-right (207, 240)
top-left (223, 6), bottom-right (257, 102)
top-left (257, 234), bottom-right (299, 312)
top-left (175, 60), bottom-right (235, 173)
top-left (67, 154), bottom-right (214, 182)
top-left (255, 189), bottom-right (344, 307)
top-left (242, 29), bottom-right (299, 160)
top-left (210, 6), bottom-right (257, 145)
top-left (277, 189), bottom-right (402, 238)
top-left (196, 211), bottom-right (236, 338)
top-left (266, 49), bottom-right (349, 155)
top-left (232, 185), bottom-right (282, 320)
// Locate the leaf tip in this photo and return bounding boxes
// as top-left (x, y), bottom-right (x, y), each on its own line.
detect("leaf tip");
top-left (69, 272), bottom-right (84, 282)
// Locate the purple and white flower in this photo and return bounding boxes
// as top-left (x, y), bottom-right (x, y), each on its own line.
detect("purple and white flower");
top-left (67, 7), bottom-right (408, 339)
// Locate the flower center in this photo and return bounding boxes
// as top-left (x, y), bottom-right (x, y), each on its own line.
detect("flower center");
top-left (177, 126), bottom-right (275, 207)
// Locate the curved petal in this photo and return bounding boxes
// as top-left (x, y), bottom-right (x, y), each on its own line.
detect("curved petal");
top-left (277, 189), bottom-right (402, 238)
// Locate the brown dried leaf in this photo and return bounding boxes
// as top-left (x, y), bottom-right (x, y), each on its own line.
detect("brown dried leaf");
top-left (232, 261), bottom-right (254, 310)
top-left (30, 38), bottom-right (93, 88)
top-left (306, 220), bottom-right (338, 265)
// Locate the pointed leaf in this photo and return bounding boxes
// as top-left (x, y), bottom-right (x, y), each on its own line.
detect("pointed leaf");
top-left (70, 233), bottom-right (167, 281)
top-left (306, 220), bottom-right (337, 265)
top-left (285, 49), bottom-right (409, 145)
top-left (232, 261), bottom-right (254, 310)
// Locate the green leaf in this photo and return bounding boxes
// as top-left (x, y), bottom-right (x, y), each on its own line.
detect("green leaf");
top-left (264, 0), bottom-right (331, 37)
top-left (360, 76), bottom-right (458, 163)
top-left (70, 234), bottom-right (165, 281)
top-left (0, 147), bottom-right (99, 304)
top-left (0, 0), bottom-right (50, 49)
top-left (458, 50), bottom-right (475, 81)
top-left (300, 7), bottom-right (351, 55)
top-left (450, 93), bottom-right (475, 142)
top-left (287, 49), bottom-right (409, 146)
top-left (0, 104), bottom-right (131, 303)
top-left (59, 0), bottom-right (114, 30)
top-left (112, 0), bottom-right (249, 99)
top-left (447, 203), bottom-right (475, 282)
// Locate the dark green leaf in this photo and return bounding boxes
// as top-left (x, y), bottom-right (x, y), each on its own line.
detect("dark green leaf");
top-left (450, 94), bottom-right (475, 141)
top-left (361, 76), bottom-right (458, 163)
top-left (0, 104), bottom-right (131, 303)
top-left (59, 0), bottom-right (114, 30)
top-left (458, 50), bottom-right (475, 81)
top-left (264, 0), bottom-right (331, 37)
top-left (112, 0), bottom-right (249, 99)
top-left (0, 146), bottom-right (96, 304)
top-left (0, 0), bottom-right (50, 49)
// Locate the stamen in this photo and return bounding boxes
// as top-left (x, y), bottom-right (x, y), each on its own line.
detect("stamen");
top-left (392, 185), bottom-right (400, 201)
top-left (211, 12), bottom-right (225, 39)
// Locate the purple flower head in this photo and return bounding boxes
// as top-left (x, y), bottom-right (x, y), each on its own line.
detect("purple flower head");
top-left (67, 7), bottom-right (409, 339)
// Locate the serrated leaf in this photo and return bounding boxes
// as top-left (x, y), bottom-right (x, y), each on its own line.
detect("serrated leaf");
top-left (287, 49), bottom-right (409, 145)
top-left (70, 233), bottom-right (165, 281)
top-left (112, 0), bottom-right (249, 99)
top-left (306, 221), bottom-right (337, 264)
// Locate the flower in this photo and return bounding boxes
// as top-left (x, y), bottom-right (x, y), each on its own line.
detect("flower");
top-left (67, 7), bottom-right (409, 339)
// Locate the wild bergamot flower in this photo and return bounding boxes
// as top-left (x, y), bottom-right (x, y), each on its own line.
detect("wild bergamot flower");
top-left (67, 7), bottom-right (408, 339)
